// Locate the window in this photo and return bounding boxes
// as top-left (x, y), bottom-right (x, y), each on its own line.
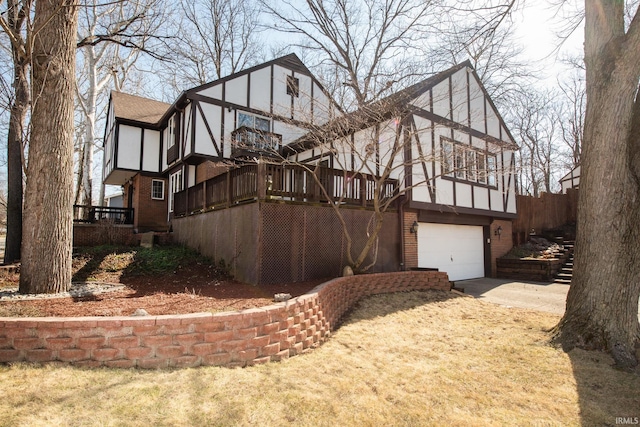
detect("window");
top-left (466, 150), bottom-right (477, 182)
top-left (440, 137), bottom-right (497, 187)
top-left (167, 116), bottom-right (175, 148)
top-left (442, 140), bottom-right (454, 176)
top-left (477, 153), bottom-right (487, 184)
top-left (169, 170), bottom-right (183, 212)
top-left (487, 155), bottom-right (497, 187)
top-left (238, 112), bottom-right (270, 132)
top-left (454, 146), bottom-right (466, 179)
top-left (286, 75), bottom-right (300, 97)
top-left (151, 180), bottom-right (165, 200)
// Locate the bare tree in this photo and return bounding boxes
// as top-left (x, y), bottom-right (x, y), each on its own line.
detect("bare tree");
top-left (509, 88), bottom-right (561, 196)
top-left (552, 0), bottom-right (640, 368)
top-left (0, 0), bottom-right (33, 264)
top-left (74, 0), bottom-right (168, 207)
top-left (167, 0), bottom-right (262, 89)
top-left (20, 0), bottom-right (79, 293)
top-left (261, 0), bottom-right (441, 107)
top-left (557, 71), bottom-right (585, 169)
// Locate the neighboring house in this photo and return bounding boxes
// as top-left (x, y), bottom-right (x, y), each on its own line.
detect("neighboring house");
top-left (560, 164), bottom-right (580, 193)
top-left (102, 54), bottom-right (517, 284)
top-left (104, 192), bottom-right (124, 208)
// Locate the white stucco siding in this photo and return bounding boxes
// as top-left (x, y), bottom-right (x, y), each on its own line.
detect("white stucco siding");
top-left (313, 84), bottom-right (332, 125)
top-left (471, 136), bottom-right (485, 150)
top-left (473, 186), bottom-right (490, 210)
top-left (435, 178), bottom-right (454, 206)
top-left (469, 74), bottom-right (485, 132)
top-left (225, 75), bottom-right (248, 107)
top-left (197, 83), bottom-right (223, 100)
top-left (272, 65), bottom-right (292, 118)
top-left (142, 129), bottom-right (160, 172)
top-left (490, 189), bottom-right (503, 211)
top-left (183, 104), bottom-right (193, 157)
top-left (455, 182), bottom-right (473, 208)
top-left (451, 69), bottom-right (468, 125)
top-left (411, 90), bottom-right (431, 111)
top-left (432, 80), bottom-right (450, 119)
top-left (294, 74), bottom-right (313, 122)
top-left (249, 67), bottom-right (271, 112)
top-left (486, 100), bottom-right (500, 138)
top-left (117, 125), bottom-right (141, 170)
top-left (194, 102), bottom-right (220, 157)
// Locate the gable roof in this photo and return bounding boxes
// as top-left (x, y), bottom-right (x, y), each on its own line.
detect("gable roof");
top-left (111, 91), bottom-right (171, 126)
top-left (286, 61), bottom-right (518, 153)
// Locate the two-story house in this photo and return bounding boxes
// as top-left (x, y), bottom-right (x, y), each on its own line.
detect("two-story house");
top-left (102, 54), bottom-right (517, 284)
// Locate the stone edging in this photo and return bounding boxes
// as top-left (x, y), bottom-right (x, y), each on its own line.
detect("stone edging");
top-left (0, 271), bottom-right (450, 368)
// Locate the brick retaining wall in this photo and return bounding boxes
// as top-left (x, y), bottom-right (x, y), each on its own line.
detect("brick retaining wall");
top-left (0, 271), bottom-right (450, 368)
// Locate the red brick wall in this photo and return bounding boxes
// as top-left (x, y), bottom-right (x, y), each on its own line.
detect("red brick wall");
top-left (129, 174), bottom-right (169, 232)
top-left (490, 219), bottom-right (513, 277)
top-left (0, 271), bottom-right (450, 369)
top-left (73, 224), bottom-right (136, 247)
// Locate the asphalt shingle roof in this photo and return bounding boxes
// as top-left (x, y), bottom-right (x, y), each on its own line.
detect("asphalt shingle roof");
top-left (111, 91), bottom-right (171, 125)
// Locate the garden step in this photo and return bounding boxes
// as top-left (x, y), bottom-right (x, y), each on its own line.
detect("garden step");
top-left (556, 273), bottom-right (573, 280)
top-left (554, 278), bottom-right (572, 284)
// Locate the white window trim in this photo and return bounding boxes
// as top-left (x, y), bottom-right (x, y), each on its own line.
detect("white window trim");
top-left (151, 179), bottom-right (165, 200)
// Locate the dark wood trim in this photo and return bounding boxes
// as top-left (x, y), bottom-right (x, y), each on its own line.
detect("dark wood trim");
top-left (290, 72), bottom-right (295, 119)
top-left (139, 127), bottom-right (144, 171)
top-left (221, 82), bottom-right (226, 157)
top-left (190, 102), bottom-right (196, 157)
top-left (247, 71), bottom-right (251, 108)
top-left (182, 152), bottom-right (223, 165)
top-left (403, 117), bottom-right (413, 199)
top-left (114, 123), bottom-right (120, 169)
top-left (410, 200), bottom-right (517, 219)
top-left (195, 101), bottom-right (221, 157)
top-left (416, 209), bottom-right (491, 226)
top-left (501, 150), bottom-right (507, 211)
top-left (483, 225), bottom-right (492, 276)
top-left (116, 117), bottom-right (163, 131)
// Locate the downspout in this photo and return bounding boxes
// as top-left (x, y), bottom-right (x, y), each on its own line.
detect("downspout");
top-left (398, 194), bottom-right (409, 271)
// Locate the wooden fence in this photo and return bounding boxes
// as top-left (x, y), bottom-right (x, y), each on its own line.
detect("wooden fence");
top-left (512, 189), bottom-right (578, 243)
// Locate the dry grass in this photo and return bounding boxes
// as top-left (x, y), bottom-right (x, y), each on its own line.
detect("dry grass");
top-left (1, 291), bottom-right (638, 426)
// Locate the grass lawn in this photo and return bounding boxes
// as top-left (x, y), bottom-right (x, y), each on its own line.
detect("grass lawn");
top-left (1, 291), bottom-right (638, 426)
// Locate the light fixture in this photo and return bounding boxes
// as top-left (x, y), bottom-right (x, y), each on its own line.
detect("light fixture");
top-left (494, 225), bottom-right (502, 238)
top-left (410, 221), bottom-right (419, 234)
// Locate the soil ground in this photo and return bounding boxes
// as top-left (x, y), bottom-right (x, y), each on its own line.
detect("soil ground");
top-left (0, 246), bottom-right (324, 317)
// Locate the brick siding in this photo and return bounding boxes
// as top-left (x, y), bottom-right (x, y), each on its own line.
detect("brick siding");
top-left (0, 271), bottom-right (450, 369)
top-left (490, 219), bottom-right (513, 276)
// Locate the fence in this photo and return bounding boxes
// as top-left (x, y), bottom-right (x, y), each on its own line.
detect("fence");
top-left (173, 163), bottom-right (398, 217)
top-left (73, 205), bottom-right (134, 225)
top-left (512, 189), bottom-right (578, 243)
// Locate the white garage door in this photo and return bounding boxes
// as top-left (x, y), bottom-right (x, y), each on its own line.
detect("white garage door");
top-left (417, 223), bottom-right (485, 281)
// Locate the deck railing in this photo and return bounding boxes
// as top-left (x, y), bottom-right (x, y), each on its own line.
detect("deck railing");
top-left (172, 164), bottom-right (398, 217)
top-left (73, 205), bottom-right (134, 224)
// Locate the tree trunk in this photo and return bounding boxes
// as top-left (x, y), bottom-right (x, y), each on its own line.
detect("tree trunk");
top-left (4, 58), bottom-right (28, 265)
top-left (19, 0), bottom-right (79, 294)
top-left (552, 0), bottom-right (640, 368)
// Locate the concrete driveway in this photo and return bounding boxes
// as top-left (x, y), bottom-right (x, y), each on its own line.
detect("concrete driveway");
top-left (454, 278), bottom-right (569, 315)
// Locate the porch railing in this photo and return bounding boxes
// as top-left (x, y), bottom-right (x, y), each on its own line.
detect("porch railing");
top-left (173, 163), bottom-right (398, 217)
top-left (73, 205), bottom-right (134, 224)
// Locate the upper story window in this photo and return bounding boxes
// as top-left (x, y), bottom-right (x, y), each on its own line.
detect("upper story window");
top-left (441, 137), bottom-right (497, 187)
top-left (167, 116), bottom-right (175, 148)
top-left (286, 75), bottom-right (300, 97)
top-left (238, 112), bottom-right (270, 132)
